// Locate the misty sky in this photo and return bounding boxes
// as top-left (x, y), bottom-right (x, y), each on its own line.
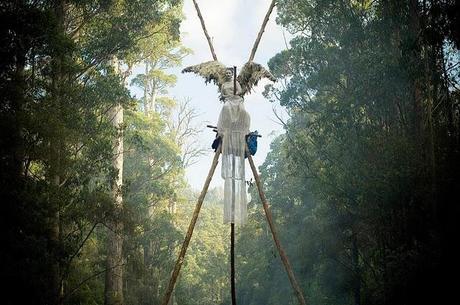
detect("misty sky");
top-left (168, 0), bottom-right (290, 189)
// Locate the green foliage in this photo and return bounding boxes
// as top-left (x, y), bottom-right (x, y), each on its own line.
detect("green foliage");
top-left (251, 1), bottom-right (460, 305)
top-left (2, 1), bottom-right (459, 305)
top-left (1, 0), bottom-right (186, 304)
top-left (175, 191), bottom-right (230, 305)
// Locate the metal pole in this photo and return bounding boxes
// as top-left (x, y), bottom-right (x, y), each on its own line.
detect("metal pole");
top-left (230, 65), bottom-right (237, 305)
top-left (233, 66), bottom-right (237, 95)
top-left (231, 223), bottom-right (236, 305)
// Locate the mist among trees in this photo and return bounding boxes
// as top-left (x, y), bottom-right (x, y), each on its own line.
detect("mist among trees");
top-left (1, 1), bottom-right (459, 305)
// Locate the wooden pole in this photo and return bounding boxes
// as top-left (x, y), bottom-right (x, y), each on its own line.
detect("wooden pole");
top-left (248, 0), bottom-right (276, 62)
top-left (247, 154), bottom-right (307, 305)
top-left (161, 146), bottom-right (221, 305)
top-left (192, 0), bottom-right (218, 61)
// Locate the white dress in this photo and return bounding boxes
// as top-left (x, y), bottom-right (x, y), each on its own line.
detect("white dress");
top-left (217, 81), bottom-right (250, 226)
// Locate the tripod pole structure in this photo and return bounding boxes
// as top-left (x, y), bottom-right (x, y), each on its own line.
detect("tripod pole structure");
top-left (161, 146), bottom-right (222, 305)
top-left (192, 0), bottom-right (218, 61)
top-left (247, 154), bottom-right (307, 305)
top-left (248, 0), bottom-right (276, 62)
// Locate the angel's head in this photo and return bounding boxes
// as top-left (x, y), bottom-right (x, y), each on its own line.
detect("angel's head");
top-left (225, 68), bottom-right (234, 81)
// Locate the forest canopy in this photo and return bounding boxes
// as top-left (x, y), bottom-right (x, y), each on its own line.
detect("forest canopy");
top-left (1, 1), bottom-right (459, 305)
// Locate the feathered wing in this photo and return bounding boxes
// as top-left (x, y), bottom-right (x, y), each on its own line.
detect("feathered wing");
top-left (181, 60), bottom-right (228, 87)
top-left (237, 61), bottom-right (276, 96)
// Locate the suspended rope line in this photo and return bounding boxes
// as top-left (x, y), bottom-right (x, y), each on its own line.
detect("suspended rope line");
top-left (248, 0), bottom-right (276, 62)
top-left (192, 0), bottom-right (218, 61)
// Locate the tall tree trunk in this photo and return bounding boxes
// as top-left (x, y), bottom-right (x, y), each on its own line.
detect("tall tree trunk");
top-left (408, 0), bottom-right (422, 133)
top-left (168, 199), bottom-right (176, 305)
top-left (50, 1), bottom-right (66, 304)
top-left (351, 232), bottom-right (361, 305)
top-left (410, 0), bottom-right (437, 216)
top-left (149, 86), bottom-right (157, 115)
top-left (425, 46), bottom-right (437, 216)
top-left (105, 58), bottom-right (124, 305)
top-left (143, 61), bottom-right (149, 114)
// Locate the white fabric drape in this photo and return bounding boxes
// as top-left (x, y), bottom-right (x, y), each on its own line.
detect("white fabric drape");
top-left (217, 85), bottom-right (250, 226)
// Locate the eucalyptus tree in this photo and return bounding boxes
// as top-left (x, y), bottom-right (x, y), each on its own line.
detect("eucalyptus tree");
top-left (1, 1), bottom-right (184, 305)
top-left (257, 0), bottom-right (460, 304)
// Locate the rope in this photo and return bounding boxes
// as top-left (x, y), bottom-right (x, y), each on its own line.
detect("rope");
top-left (248, 0), bottom-right (277, 62)
top-left (192, 0), bottom-right (218, 61)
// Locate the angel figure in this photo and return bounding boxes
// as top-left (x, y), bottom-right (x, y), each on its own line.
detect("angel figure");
top-left (183, 60), bottom-right (275, 225)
